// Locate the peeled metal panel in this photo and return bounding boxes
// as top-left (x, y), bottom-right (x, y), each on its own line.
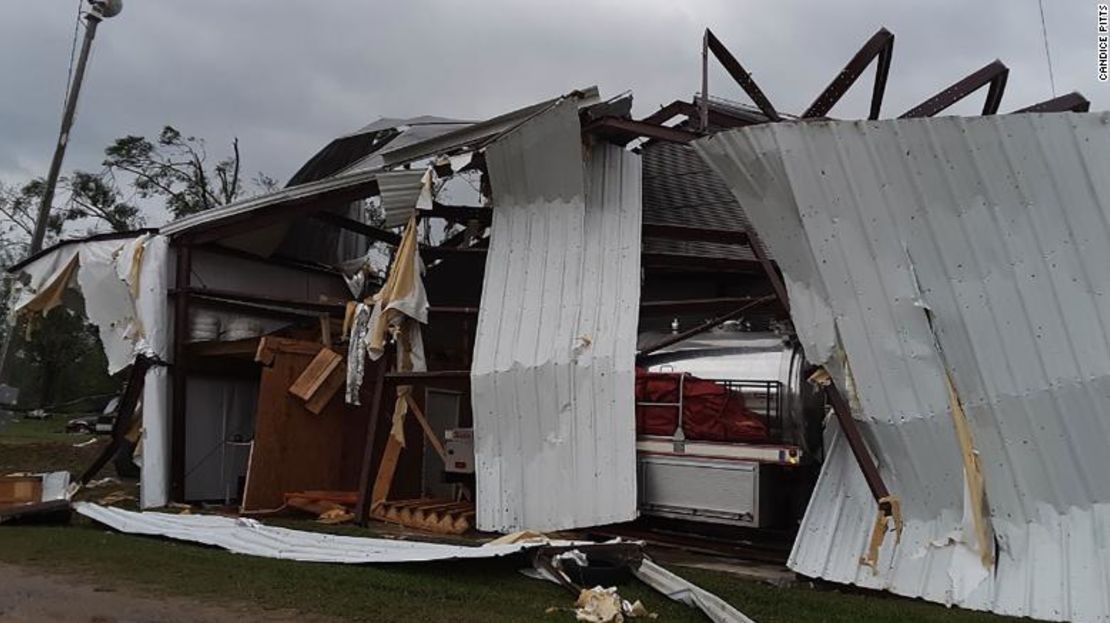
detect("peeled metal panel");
top-left (75, 503), bottom-right (543, 563)
top-left (695, 112), bottom-right (1110, 622)
top-left (377, 169), bottom-right (427, 228)
top-left (472, 99), bottom-right (641, 532)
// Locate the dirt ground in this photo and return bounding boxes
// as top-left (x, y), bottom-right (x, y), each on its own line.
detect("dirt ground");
top-left (0, 562), bottom-right (335, 623)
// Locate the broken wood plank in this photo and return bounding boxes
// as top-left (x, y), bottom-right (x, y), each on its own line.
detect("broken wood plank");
top-left (370, 436), bottom-right (403, 509)
top-left (304, 364), bottom-right (345, 415)
top-left (289, 348), bottom-right (343, 402)
top-left (404, 394), bottom-right (448, 465)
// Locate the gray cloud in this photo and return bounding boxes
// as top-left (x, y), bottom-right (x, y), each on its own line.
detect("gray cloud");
top-left (2, 0), bottom-right (1105, 227)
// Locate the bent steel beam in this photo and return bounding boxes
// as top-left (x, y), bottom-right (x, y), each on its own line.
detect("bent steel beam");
top-left (803, 28), bottom-right (895, 120)
top-left (900, 60), bottom-right (1009, 118)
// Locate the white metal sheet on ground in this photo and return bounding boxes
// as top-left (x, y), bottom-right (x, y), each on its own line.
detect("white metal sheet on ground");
top-left (472, 98), bottom-right (642, 532)
top-left (74, 503), bottom-right (539, 563)
top-left (695, 112), bottom-right (1110, 622)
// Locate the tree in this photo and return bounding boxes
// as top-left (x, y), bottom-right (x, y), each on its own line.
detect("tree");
top-left (103, 126), bottom-right (249, 220)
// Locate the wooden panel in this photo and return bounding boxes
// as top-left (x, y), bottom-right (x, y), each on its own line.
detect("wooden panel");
top-left (240, 341), bottom-right (369, 512)
top-left (0, 477), bottom-right (42, 508)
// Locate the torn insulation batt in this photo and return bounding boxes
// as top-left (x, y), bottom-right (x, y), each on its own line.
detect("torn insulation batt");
top-left (695, 112), bottom-right (1110, 622)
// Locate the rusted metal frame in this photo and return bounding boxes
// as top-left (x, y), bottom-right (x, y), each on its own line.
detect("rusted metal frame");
top-left (641, 100), bottom-right (689, 126)
top-left (184, 295), bottom-right (328, 322)
top-left (700, 30), bottom-right (710, 130)
top-left (169, 243), bottom-right (191, 502)
top-left (642, 223), bottom-right (749, 246)
top-left (745, 233), bottom-right (791, 314)
top-left (641, 252), bottom-right (763, 273)
top-left (583, 117), bottom-right (700, 144)
top-left (423, 202), bottom-right (492, 226)
top-left (194, 243), bottom-right (342, 278)
top-left (642, 100), bottom-right (755, 130)
top-left (639, 296), bottom-right (772, 315)
top-left (637, 295), bottom-right (777, 359)
top-left (181, 182), bottom-right (379, 246)
top-left (173, 286), bottom-right (345, 315)
top-left (355, 357), bottom-right (388, 525)
top-left (899, 60), bottom-right (1009, 118)
top-left (823, 379), bottom-right (891, 508)
top-left (704, 29), bottom-right (782, 122)
top-left (310, 211), bottom-right (401, 245)
top-left (1013, 92), bottom-right (1090, 113)
top-left (174, 287), bottom-right (479, 317)
top-left (803, 28), bottom-right (894, 120)
top-left (79, 355), bottom-right (152, 484)
top-left (310, 211), bottom-right (487, 261)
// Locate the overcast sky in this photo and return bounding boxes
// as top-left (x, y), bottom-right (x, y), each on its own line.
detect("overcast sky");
top-left (1, 0), bottom-right (1105, 228)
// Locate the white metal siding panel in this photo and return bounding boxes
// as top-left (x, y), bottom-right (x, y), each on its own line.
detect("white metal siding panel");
top-left (472, 99), bottom-right (641, 532)
top-left (695, 112), bottom-right (1110, 622)
top-left (377, 169), bottom-right (426, 228)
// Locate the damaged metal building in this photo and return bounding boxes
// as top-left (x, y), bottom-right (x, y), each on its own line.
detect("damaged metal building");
top-left (7, 26), bottom-right (1106, 623)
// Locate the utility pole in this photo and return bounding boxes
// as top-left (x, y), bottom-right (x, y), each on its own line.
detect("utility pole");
top-left (28, 0), bottom-right (123, 255)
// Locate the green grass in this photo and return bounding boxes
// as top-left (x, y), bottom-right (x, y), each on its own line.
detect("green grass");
top-left (0, 520), bottom-right (1026, 623)
top-left (0, 429), bottom-right (1025, 622)
top-left (0, 414), bottom-right (94, 445)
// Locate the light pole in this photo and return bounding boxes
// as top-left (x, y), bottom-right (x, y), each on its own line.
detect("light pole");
top-left (28, 0), bottom-right (123, 255)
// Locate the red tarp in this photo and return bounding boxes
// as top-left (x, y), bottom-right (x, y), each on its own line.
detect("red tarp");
top-left (635, 369), bottom-right (769, 443)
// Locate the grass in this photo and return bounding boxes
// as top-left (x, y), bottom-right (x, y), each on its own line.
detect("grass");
top-left (0, 413), bottom-right (95, 445)
top-left (0, 429), bottom-right (1027, 622)
top-left (0, 519), bottom-right (1027, 623)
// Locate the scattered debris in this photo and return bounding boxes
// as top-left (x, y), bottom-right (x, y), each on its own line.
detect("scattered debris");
top-left (0, 471), bottom-right (72, 525)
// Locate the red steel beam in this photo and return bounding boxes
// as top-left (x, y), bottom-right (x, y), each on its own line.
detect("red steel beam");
top-left (704, 29), bottom-right (782, 122)
top-left (803, 28), bottom-right (895, 120)
top-left (584, 117), bottom-right (700, 144)
top-left (1013, 92), bottom-right (1090, 113)
top-left (900, 60), bottom-right (1009, 118)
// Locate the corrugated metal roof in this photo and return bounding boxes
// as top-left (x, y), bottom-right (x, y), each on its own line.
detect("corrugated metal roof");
top-left (160, 88), bottom-right (601, 240)
top-left (695, 112), bottom-right (1110, 622)
top-left (471, 98), bottom-right (641, 532)
top-left (379, 87), bottom-right (600, 167)
top-left (160, 167), bottom-right (380, 237)
top-left (377, 169), bottom-right (426, 228)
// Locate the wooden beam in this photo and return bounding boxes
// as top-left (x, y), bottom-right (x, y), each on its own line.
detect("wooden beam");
top-left (405, 394), bottom-right (448, 465)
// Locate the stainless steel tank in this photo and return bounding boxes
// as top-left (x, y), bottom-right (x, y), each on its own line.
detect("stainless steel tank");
top-left (637, 328), bottom-right (824, 458)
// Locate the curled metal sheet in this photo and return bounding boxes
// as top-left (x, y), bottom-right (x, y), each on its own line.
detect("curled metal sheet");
top-left (472, 98), bottom-right (642, 532)
top-left (696, 112), bottom-right (1110, 622)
